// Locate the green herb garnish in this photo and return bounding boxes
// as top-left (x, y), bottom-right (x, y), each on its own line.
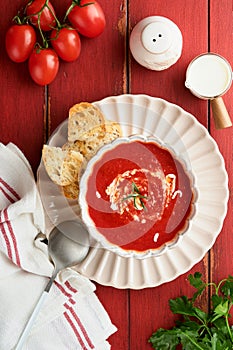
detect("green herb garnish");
top-left (123, 182), bottom-right (148, 210)
top-left (149, 272), bottom-right (233, 349)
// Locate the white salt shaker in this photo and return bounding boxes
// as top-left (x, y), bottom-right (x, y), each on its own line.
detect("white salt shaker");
top-left (129, 16), bottom-right (183, 71)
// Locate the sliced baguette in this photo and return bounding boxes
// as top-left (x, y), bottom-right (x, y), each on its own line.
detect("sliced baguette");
top-left (61, 180), bottom-right (80, 199)
top-left (104, 120), bottom-right (122, 141)
top-left (79, 120), bottom-right (122, 159)
top-left (43, 103), bottom-right (122, 200)
top-left (62, 140), bottom-right (99, 161)
top-left (63, 120), bottom-right (122, 160)
top-left (42, 145), bottom-right (84, 187)
top-left (68, 102), bottom-right (106, 142)
top-left (61, 150), bottom-right (84, 185)
top-left (42, 145), bottom-right (69, 186)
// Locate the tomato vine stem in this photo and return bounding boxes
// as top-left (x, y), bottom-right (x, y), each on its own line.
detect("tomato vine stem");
top-left (24, 0), bottom-right (61, 48)
top-left (63, 0), bottom-right (94, 22)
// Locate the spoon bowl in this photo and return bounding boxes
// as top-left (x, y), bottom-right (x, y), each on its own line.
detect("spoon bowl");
top-left (16, 220), bottom-right (90, 350)
top-left (48, 220), bottom-right (90, 274)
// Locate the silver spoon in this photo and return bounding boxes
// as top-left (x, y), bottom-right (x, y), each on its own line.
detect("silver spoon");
top-left (15, 220), bottom-right (90, 350)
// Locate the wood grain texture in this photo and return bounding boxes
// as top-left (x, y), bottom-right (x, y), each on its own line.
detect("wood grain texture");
top-left (209, 0), bottom-right (233, 286)
top-left (48, 1), bottom-right (130, 348)
top-left (129, 0), bottom-right (209, 124)
top-left (48, 0), bottom-right (127, 133)
top-left (0, 1), bottom-right (45, 172)
top-left (0, 0), bottom-right (232, 349)
top-left (129, 1), bottom-right (209, 348)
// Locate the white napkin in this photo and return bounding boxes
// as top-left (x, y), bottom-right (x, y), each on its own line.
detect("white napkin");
top-left (0, 143), bottom-right (117, 350)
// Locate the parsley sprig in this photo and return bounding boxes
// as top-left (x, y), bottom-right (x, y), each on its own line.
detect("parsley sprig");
top-left (149, 272), bottom-right (233, 349)
top-left (123, 182), bottom-right (148, 210)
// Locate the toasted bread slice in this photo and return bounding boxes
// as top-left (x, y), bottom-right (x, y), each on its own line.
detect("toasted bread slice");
top-left (63, 140), bottom-right (98, 161)
top-left (42, 145), bottom-right (69, 186)
top-left (61, 180), bottom-right (80, 199)
top-left (104, 120), bottom-right (122, 141)
top-left (61, 150), bottom-right (84, 185)
top-left (68, 102), bottom-right (105, 142)
top-left (78, 124), bottom-right (106, 141)
top-left (79, 120), bottom-right (122, 159)
top-left (43, 103), bottom-right (122, 200)
top-left (42, 145), bottom-right (84, 186)
top-left (64, 121), bottom-right (122, 161)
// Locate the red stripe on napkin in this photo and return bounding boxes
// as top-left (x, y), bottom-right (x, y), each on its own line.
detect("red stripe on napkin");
top-left (69, 298), bottom-right (76, 305)
top-left (64, 311), bottom-right (89, 350)
top-left (0, 185), bottom-right (15, 204)
top-left (54, 280), bottom-right (72, 298)
top-left (3, 209), bottom-right (21, 267)
top-left (0, 178), bottom-right (21, 265)
top-left (0, 217), bottom-right (13, 260)
top-left (54, 280), bottom-right (76, 306)
top-left (1, 209), bottom-right (21, 267)
top-left (65, 280), bottom-right (78, 293)
top-left (55, 281), bottom-right (94, 349)
top-left (64, 303), bottom-right (94, 349)
top-left (0, 177), bottom-right (20, 201)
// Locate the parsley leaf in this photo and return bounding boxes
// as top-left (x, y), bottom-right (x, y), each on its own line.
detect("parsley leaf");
top-left (149, 328), bottom-right (181, 350)
top-left (148, 273), bottom-right (233, 349)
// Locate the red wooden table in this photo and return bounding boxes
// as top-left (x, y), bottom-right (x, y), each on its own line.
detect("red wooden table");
top-left (1, 1), bottom-right (233, 349)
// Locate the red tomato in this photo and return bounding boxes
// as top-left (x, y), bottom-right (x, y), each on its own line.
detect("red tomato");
top-left (26, 0), bottom-right (56, 31)
top-left (67, 0), bottom-right (106, 38)
top-left (28, 48), bottom-right (59, 85)
top-left (50, 27), bottom-right (81, 62)
top-left (5, 24), bottom-right (36, 63)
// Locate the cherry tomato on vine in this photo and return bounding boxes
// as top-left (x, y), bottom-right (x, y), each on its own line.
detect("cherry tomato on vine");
top-left (5, 24), bottom-right (36, 63)
top-left (28, 48), bottom-right (59, 85)
top-left (50, 27), bottom-right (81, 62)
top-left (26, 0), bottom-right (56, 31)
top-left (67, 0), bottom-right (106, 38)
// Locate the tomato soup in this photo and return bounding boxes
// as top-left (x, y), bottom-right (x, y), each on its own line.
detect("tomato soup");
top-left (84, 139), bottom-right (194, 253)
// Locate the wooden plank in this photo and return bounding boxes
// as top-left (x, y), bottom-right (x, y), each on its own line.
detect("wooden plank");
top-left (2, 1), bottom-right (232, 349)
top-left (48, 0), bottom-right (128, 133)
top-left (95, 285), bottom-right (129, 349)
top-left (128, 1), bottom-right (209, 348)
top-left (0, 1), bottom-right (45, 172)
top-left (48, 1), bottom-right (129, 349)
top-left (129, 0), bottom-right (209, 124)
top-left (209, 0), bottom-right (233, 285)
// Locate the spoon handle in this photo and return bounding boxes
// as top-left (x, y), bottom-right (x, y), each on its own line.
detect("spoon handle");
top-left (15, 291), bottom-right (49, 350)
top-left (15, 271), bottom-right (57, 350)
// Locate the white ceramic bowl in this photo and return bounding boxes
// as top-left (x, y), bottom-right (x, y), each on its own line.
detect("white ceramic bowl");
top-left (79, 134), bottom-right (196, 259)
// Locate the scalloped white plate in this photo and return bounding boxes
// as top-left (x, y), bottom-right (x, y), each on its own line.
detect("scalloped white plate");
top-left (37, 94), bottom-right (229, 289)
